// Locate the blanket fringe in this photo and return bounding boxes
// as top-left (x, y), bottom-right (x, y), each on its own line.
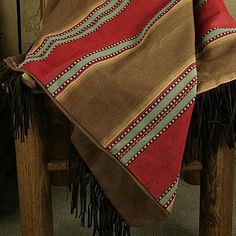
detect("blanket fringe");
top-left (0, 66), bottom-right (131, 236)
top-left (0, 68), bottom-right (30, 141)
top-left (3, 64), bottom-right (235, 235)
top-left (69, 146), bottom-right (131, 236)
top-left (183, 81), bottom-right (236, 164)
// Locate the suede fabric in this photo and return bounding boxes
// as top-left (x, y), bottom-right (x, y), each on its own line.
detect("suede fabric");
top-left (2, 0), bottom-right (236, 230)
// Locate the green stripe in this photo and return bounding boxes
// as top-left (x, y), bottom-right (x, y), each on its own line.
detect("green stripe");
top-left (197, 28), bottom-right (236, 52)
top-left (111, 68), bottom-right (197, 154)
top-left (120, 87), bottom-right (196, 165)
top-left (24, 0), bottom-right (130, 64)
top-left (48, 34), bottom-right (137, 93)
top-left (26, 0), bottom-right (119, 60)
top-left (159, 179), bottom-right (179, 206)
top-left (48, 0), bottom-right (179, 93)
top-left (203, 28), bottom-right (236, 43)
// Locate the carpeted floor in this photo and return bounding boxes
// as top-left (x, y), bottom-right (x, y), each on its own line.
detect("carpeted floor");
top-left (0, 169), bottom-right (235, 236)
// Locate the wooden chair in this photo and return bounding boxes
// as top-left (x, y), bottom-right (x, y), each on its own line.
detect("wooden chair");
top-left (15, 93), bottom-right (235, 236)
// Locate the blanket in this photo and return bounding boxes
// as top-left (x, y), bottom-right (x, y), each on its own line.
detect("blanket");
top-left (1, 0), bottom-right (236, 235)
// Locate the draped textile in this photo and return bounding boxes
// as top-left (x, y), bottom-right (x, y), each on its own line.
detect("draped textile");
top-left (1, 0), bottom-right (236, 235)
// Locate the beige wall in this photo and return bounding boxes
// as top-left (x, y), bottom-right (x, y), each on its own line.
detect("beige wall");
top-left (225, 0), bottom-right (236, 18)
top-left (0, 0), bottom-right (40, 58)
top-left (20, 0), bottom-right (41, 52)
top-left (0, 1), bottom-right (18, 57)
top-left (0, 0), bottom-right (235, 57)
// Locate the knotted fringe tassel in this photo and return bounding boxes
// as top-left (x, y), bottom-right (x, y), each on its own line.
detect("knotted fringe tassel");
top-left (183, 81), bottom-right (236, 164)
top-left (69, 146), bottom-right (131, 236)
top-left (0, 68), bottom-right (30, 141)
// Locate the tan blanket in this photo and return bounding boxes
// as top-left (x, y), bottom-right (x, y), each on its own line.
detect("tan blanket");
top-left (1, 0), bottom-right (236, 235)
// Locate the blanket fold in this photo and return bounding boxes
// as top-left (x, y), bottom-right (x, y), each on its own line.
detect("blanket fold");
top-left (1, 0), bottom-right (236, 235)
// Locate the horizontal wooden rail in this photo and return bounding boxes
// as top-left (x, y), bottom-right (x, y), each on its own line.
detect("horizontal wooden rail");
top-left (47, 160), bottom-right (68, 172)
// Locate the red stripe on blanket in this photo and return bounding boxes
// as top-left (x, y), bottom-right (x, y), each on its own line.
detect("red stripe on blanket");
top-left (195, 0), bottom-right (236, 39)
top-left (127, 103), bottom-right (194, 198)
top-left (106, 63), bottom-right (196, 150)
top-left (22, 0), bottom-right (175, 85)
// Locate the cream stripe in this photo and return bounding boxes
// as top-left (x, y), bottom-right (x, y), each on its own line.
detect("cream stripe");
top-left (102, 57), bottom-right (196, 146)
top-left (26, 0), bottom-right (118, 58)
top-left (110, 68), bottom-right (197, 154)
top-left (56, 0), bottom-right (195, 144)
top-left (22, 0), bottom-right (131, 66)
top-left (27, 0), bottom-right (105, 54)
top-left (47, 0), bottom-right (182, 93)
top-left (120, 87), bottom-right (196, 164)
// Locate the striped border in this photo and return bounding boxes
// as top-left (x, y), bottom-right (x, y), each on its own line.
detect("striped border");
top-left (101, 63), bottom-right (197, 167)
top-left (107, 64), bottom-right (196, 153)
top-left (27, 0), bottom-right (113, 57)
top-left (121, 92), bottom-right (196, 166)
top-left (21, 0), bottom-right (131, 66)
top-left (114, 77), bottom-right (197, 160)
top-left (164, 192), bottom-right (177, 209)
top-left (46, 0), bottom-right (182, 97)
top-left (158, 176), bottom-right (179, 208)
top-left (196, 27), bottom-right (236, 53)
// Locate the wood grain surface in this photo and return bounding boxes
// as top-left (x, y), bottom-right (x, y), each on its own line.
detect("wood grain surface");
top-left (15, 96), bottom-right (54, 236)
top-left (199, 139), bottom-right (235, 236)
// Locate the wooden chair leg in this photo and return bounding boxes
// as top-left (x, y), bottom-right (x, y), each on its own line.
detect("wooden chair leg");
top-left (15, 96), bottom-right (54, 236)
top-left (199, 139), bottom-right (235, 236)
